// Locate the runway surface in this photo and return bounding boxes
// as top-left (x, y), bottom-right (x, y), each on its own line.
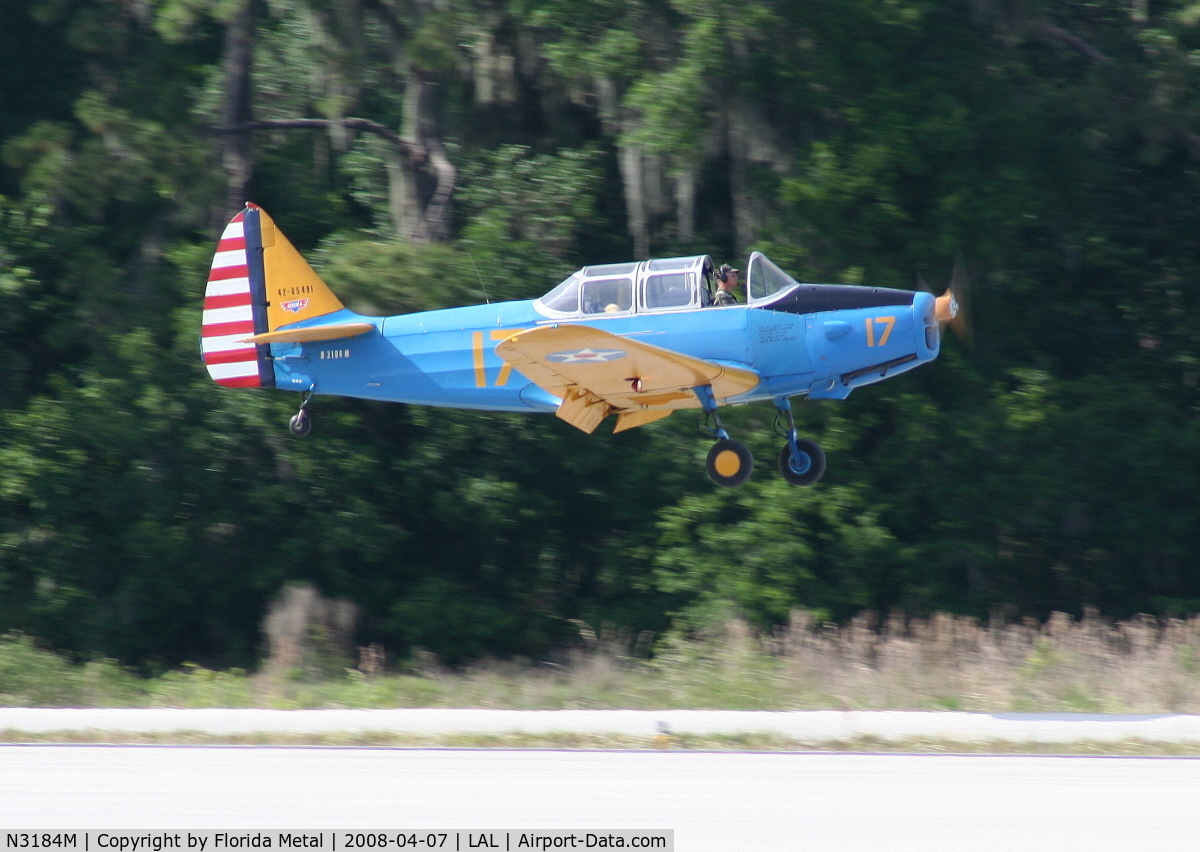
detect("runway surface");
top-left (3, 745), bottom-right (1200, 850)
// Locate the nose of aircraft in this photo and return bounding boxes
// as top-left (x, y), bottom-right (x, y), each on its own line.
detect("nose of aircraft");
top-left (914, 290), bottom-right (940, 361)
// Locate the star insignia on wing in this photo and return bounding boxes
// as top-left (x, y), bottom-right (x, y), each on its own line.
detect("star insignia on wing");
top-left (546, 348), bottom-right (627, 363)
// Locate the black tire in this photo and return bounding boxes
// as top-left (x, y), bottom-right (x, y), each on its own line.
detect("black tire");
top-left (778, 439), bottom-right (826, 486)
top-left (706, 439), bottom-right (754, 487)
top-left (288, 410), bottom-right (312, 437)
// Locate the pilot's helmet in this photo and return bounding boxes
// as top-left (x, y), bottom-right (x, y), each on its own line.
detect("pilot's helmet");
top-left (718, 264), bottom-right (740, 282)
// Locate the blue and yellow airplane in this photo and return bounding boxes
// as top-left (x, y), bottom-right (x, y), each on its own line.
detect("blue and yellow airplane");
top-left (202, 204), bottom-right (964, 486)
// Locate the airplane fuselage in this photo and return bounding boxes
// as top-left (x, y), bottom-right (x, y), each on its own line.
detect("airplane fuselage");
top-left (268, 288), bottom-right (940, 413)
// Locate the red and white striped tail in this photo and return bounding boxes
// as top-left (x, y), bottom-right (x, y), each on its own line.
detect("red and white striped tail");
top-left (201, 208), bottom-right (271, 388)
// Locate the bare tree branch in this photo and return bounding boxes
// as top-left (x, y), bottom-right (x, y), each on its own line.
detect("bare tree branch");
top-left (214, 118), bottom-right (426, 166)
top-left (1040, 23), bottom-right (1109, 63)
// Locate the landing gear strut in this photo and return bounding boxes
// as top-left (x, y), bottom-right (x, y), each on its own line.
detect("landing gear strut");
top-left (696, 384), bottom-right (753, 487)
top-left (288, 387), bottom-right (315, 437)
top-left (775, 397), bottom-right (825, 486)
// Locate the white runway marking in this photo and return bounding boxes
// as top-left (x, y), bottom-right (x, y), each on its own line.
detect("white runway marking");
top-left (2, 747), bottom-right (1199, 851)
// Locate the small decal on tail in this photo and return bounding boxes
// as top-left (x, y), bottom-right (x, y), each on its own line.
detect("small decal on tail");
top-left (281, 298), bottom-right (310, 313)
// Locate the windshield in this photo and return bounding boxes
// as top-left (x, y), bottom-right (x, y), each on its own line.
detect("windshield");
top-left (747, 252), bottom-right (799, 301)
top-left (539, 273), bottom-right (581, 313)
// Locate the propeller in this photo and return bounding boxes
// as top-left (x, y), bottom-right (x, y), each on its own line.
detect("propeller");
top-left (931, 253), bottom-right (973, 347)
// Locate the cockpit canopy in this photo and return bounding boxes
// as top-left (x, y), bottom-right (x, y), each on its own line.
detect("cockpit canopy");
top-left (534, 252), bottom-right (799, 318)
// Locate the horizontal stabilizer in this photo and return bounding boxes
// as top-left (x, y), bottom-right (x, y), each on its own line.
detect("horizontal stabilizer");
top-left (240, 322), bottom-right (375, 345)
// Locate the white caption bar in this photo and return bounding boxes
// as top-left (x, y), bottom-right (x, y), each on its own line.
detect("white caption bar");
top-left (0, 831), bottom-right (674, 852)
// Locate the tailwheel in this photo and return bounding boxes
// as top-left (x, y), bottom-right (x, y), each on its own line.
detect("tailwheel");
top-left (778, 439), bottom-right (826, 487)
top-left (288, 386), bottom-right (315, 436)
top-left (288, 409), bottom-right (312, 437)
top-left (706, 439), bottom-right (754, 487)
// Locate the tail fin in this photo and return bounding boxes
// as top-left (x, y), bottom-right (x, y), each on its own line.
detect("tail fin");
top-left (201, 203), bottom-right (347, 388)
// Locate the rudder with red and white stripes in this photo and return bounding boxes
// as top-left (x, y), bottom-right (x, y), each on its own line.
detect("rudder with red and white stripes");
top-left (201, 205), bottom-right (274, 389)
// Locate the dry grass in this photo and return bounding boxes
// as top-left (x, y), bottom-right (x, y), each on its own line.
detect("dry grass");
top-left (760, 609), bottom-right (1200, 713)
top-left (4, 609), bottom-right (1200, 712)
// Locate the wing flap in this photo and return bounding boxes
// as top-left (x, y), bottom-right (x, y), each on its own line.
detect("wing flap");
top-left (496, 324), bottom-right (760, 432)
top-left (613, 408), bottom-right (674, 433)
top-left (557, 387), bottom-right (612, 434)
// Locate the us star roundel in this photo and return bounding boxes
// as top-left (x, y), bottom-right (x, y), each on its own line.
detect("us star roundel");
top-left (546, 348), bottom-right (627, 363)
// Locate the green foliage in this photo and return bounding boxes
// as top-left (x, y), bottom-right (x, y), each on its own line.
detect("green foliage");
top-left (458, 145), bottom-right (607, 271)
top-left (653, 480), bottom-right (903, 628)
top-left (0, 633), bottom-right (142, 706)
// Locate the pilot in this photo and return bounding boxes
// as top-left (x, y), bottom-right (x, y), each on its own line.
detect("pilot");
top-left (713, 264), bottom-right (740, 306)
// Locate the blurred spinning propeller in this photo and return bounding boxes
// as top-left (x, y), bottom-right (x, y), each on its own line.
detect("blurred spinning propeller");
top-left (922, 254), bottom-right (973, 347)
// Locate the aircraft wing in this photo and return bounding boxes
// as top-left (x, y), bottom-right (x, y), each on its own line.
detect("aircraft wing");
top-left (495, 324), bottom-right (761, 434)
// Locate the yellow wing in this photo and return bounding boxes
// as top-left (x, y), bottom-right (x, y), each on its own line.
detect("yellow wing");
top-left (495, 324), bottom-right (761, 434)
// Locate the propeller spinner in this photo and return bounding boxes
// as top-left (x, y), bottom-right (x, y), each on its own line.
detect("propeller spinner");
top-left (931, 254), bottom-right (973, 346)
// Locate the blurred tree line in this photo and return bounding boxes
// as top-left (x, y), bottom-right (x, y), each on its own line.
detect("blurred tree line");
top-left (3, 0), bottom-right (1200, 669)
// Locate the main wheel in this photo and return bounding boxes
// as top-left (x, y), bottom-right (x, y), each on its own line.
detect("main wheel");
top-left (288, 410), bottom-right (312, 437)
top-left (706, 439), bottom-right (754, 487)
top-left (778, 439), bottom-right (826, 486)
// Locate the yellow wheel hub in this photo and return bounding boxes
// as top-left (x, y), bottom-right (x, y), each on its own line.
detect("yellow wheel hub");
top-left (713, 449), bottom-right (742, 478)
